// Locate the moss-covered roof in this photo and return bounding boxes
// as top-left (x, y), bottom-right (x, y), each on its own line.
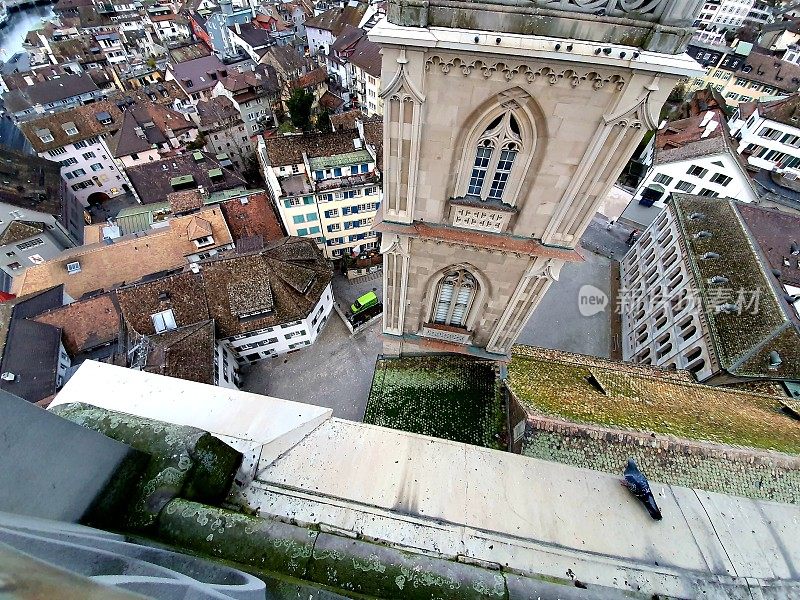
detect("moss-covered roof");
top-left (507, 346), bottom-right (800, 454)
top-left (671, 194), bottom-right (800, 380)
top-left (366, 355), bottom-right (503, 449)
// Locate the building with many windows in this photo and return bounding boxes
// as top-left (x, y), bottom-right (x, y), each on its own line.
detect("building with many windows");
top-left (730, 93), bottom-right (800, 172)
top-left (115, 237), bottom-right (334, 381)
top-left (19, 100), bottom-right (138, 206)
top-left (257, 128), bottom-right (381, 259)
top-left (624, 109), bottom-right (757, 229)
top-left (621, 194), bottom-right (800, 387)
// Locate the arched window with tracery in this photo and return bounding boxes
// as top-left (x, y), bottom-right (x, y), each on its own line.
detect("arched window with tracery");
top-left (456, 95), bottom-right (536, 208)
top-left (433, 270), bottom-right (477, 328)
top-left (465, 112), bottom-right (522, 202)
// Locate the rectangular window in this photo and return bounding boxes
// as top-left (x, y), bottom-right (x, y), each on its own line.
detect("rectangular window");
top-left (82, 151), bottom-right (96, 160)
top-left (324, 209), bottom-right (339, 218)
top-left (314, 170), bottom-right (324, 179)
top-left (361, 163), bottom-right (368, 173)
top-left (285, 198), bottom-right (302, 208)
top-left (309, 226), bottom-right (320, 234)
top-left (686, 165), bottom-right (708, 178)
top-left (90, 163), bottom-right (103, 171)
top-left (49, 147), bottom-right (67, 157)
top-left (17, 238), bottom-right (44, 250)
top-left (468, 146), bottom-right (492, 195)
top-left (72, 168), bottom-right (86, 177)
top-left (653, 173), bottom-right (673, 185)
top-left (60, 157), bottom-right (78, 167)
top-left (292, 214), bottom-right (305, 224)
top-left (710, 173), bottom-right (732, 186)
top-left (675, 180), bottom-right (695, 192)
top-left (151, 309), bottom-right (177, 333)
top-left (333, 167), bottom-right (342, 177)
top-left (73, 140), bottom-right (88, 149)
top-left (698, 188), bottom-right (719, 197)
top-left (303, 196), bottom-right (314, 204)
top-left (488, 148), bottom-right (517, 201)
top-left (306, 212), bottom-right (318, 221)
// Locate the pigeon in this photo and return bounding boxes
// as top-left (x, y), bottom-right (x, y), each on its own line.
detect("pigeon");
top-left (622, 459), bottom-right (662, 520)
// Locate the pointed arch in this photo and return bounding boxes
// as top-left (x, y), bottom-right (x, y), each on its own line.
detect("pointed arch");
top-left (452, 87), bottom-right (543, 208)
top-left (421, 262), bottom-right (491, 332)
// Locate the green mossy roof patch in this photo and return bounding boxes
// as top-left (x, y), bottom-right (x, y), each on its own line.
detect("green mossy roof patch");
top-left (365, 356), bottom-right (503, 449)
top-left (507, 347), bottom-right (800, 455)
top-left (672, 195), bottom-right (800, 379)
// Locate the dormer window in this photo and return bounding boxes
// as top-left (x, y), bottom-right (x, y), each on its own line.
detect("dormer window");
top-left (37, 129), bottom-right (54, 143)
top-left (151, 308), bottom-right (177, 333)
top-left (194, 235), bottom-right (214, 248)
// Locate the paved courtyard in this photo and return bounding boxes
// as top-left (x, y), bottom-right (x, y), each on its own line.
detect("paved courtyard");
top-left (517, 246), bottom-right (614, 358)
top-left (242, 314), bottom-right (382, 420)
top-left (243, 216), bottom-right (621, 419)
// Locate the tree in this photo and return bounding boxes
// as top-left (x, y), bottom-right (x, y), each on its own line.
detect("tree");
top-left (241, 151), bottom-right (265, 187)
top-left (185, 133), bottom-right (206, 151)
top-left (286, 89), bottom-right (314, 131)
top-left (316, 110), bottom-right (332, 132)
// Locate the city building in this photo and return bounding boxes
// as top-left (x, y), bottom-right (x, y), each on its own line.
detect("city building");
top-left (3, 72), bottom-right (104, 122)
top-left (106, 102), bottom-right (199, 169)
top-left (0, 147), bottom-right (84, 285)
top-left (304, 2), bottom-right (368, 56)
top-left (165, 54), bottom-right (229, 104)
top-left (730, 93), bottom-right (800, 171)
top-left (370, 0), bottom-right (701, 357)
top-left (116, 236), bottom-right (333, 376)
top-left (19, 100), bottom-right (138, 206)
top-left (621, 194), bottom-right (800, 385)
top-left (622, 108), bottom-right (757, 230)
top-left (257, 128), bottom-right (381, 259)
top-left (212, 64), bottom-right (280, 134)
top-left (193, 95), bottom-right (253, 169)
top-left (12, 207), bottom-right (234, 300)
top-left (124, 151), bottom-right (247, 205)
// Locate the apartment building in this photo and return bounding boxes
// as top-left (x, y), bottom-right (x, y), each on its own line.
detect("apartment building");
top-left (631, 110), bottom-right (757, 217)
top-left (193, 96), bottom-right (252, 169)
top-left (687, 42), bottom-right (800, 106)
top-left (212, 65), bottom-right (280, 135)
top-left (3, 72), bottom-right (105, 122)
top-left (730, 94), bottom-right (800, 171)
top-left (621, 194), bottom-right (800, 386)
top-left (257, 129), bottom-right (381, 259)
top-left (19, 100), bottom-right (137, 206)
top-left (115, 237), bottom-right (334, 377)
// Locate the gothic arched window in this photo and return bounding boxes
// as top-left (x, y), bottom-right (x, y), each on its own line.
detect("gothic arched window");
top-left (465, 112), bottom-right (522, 203)
top-left (433, 270), bottom-right (477, 328)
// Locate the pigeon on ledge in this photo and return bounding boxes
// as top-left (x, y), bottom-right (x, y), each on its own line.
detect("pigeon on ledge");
top-left (622, 458), bottom-right (662, 520)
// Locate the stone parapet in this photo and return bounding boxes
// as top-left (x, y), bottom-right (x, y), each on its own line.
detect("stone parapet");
top-left (386, 0), bottom-right (704, 54)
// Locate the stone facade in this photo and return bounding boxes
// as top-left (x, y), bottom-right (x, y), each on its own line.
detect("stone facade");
top-left (371, 6), bottom-right (702, 357)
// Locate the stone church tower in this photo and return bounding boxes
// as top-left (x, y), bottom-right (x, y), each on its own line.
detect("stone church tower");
top-left (371, 0), bottom-right (703, 357)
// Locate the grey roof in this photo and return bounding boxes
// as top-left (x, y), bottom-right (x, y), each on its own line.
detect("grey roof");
top-left (0, 286), bottom-right (65, 404)
top-left (232, 22), bottom-right (272, 49)
top-left (169, 55), bottom-right (227, 93)
top-left (3, 73), bottom-right (99, 114)
top-left (0, 390), bottom-right (146, 522)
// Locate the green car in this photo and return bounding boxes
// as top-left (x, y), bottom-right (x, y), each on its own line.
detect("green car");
top-left (351, 291), bottom-right (378, 315)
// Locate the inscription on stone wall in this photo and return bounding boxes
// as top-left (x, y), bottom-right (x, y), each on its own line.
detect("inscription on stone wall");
top-left (451, 206), bottom-right (509, 233)
top-left (421, 325), bottom-right (472, 345)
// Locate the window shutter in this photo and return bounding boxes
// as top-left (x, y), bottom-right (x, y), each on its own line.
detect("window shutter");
top-left (434, 282), bottom-right (454, 323)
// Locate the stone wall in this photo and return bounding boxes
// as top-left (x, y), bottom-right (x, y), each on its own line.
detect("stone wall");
top-left (513, 403), bottom-right (800, 504)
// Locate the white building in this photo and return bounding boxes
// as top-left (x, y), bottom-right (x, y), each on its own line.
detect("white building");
top-left (20, 101), bottom-right (139, 206)
top-left (621, 194), bottom-right (800, 386)
top-left (257, 128), bottom-right (381, 259)
top-left (624, 110), bottom-right (757, 230)
top-left (115, 237), bottom-right (335, 380)
top-left (730, 94), bottom-right (800, 171)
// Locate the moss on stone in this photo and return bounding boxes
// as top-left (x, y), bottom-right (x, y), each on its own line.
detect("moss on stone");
top-left (51, 403), bottom-right (242, 529)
